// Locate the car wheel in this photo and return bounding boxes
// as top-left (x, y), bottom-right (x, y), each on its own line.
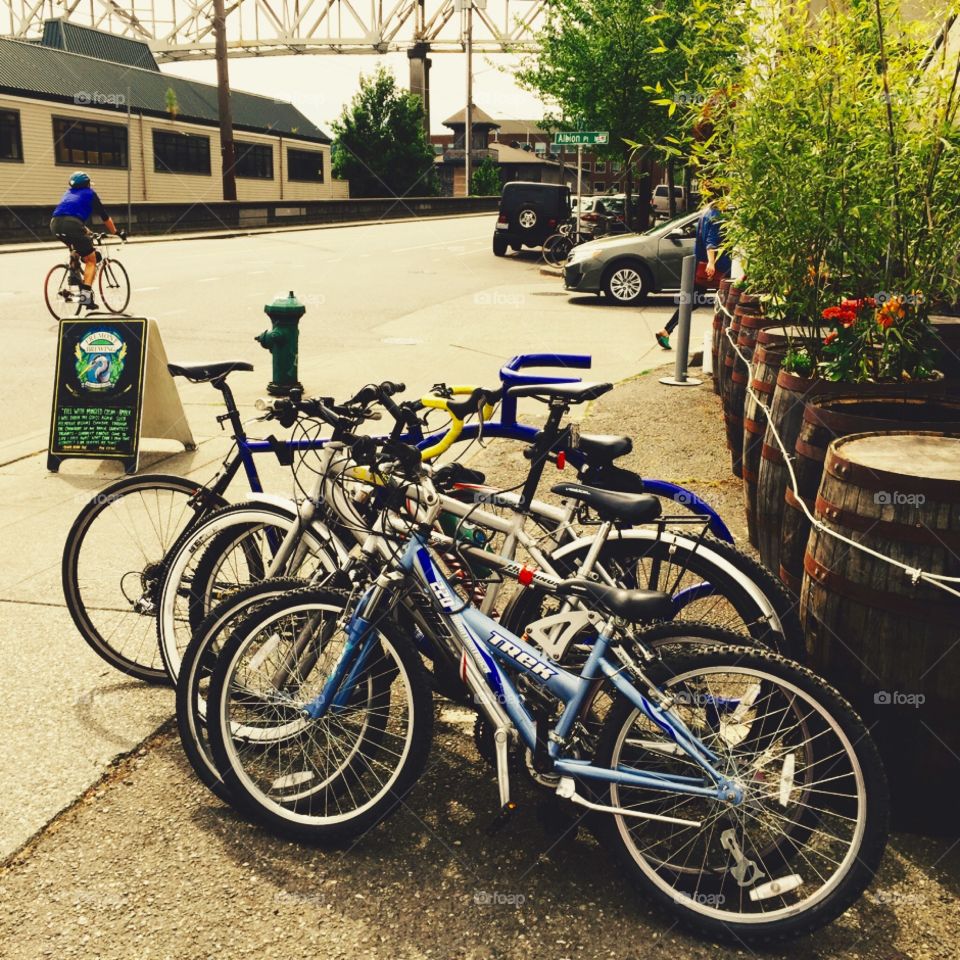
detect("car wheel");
top-left (493, 235), bottom-right (508, 257)
top-left (603, 262), bottom-right (649, 306)
top-left (517, 206), bottom-right (538, 231)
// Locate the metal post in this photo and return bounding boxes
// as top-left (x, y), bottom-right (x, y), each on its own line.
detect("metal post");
top-left (213, 0), bottom-right (237, 201)
top-left (465, 1), bottom-right (473, 197)
top-left (126, 85), bottom-right (132, 228)
top-left (576, 144), bottom-right (582, 234)
top-left (660, 255), bottom-right (703, 387)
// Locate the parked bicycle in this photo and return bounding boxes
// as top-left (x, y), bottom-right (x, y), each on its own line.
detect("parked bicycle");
top-left (542, 218), bottom-right (592, 266)
top-left (44, 232), bottom-right (130, 320)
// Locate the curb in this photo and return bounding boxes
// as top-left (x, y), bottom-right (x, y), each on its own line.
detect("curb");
top-left (539, 265), bottom-right (563, 278)
top-left (0, 210), bottom-right (494, 255)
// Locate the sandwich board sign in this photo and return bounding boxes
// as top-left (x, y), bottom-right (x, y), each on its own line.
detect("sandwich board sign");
top-left (47, 317), bottom-right (194, 474)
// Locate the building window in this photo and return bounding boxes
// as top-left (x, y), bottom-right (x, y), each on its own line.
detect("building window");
top-left (534, 142), bottom-right (546, 155)
top-left (235, 142), bottom-right (273, 179)
top-left (53, 117), bottom-right (127, 168)
top-left (610, 182), bottom-right (621, 192)
top-left (582, 159), bottom-right (592, 172)
top-left (288, 148), bottom-right (324, 182)
top-left (548, 143), bottom-right (560, 157)
top-left (1, 110), bottom-right (23, 162)
top-left (153, 130), bottom-right (210, 174)
top-left (611, 160), bottom-right (622, 172)
top-left (595, 160), bottom-right (607, 173)
top-left (594, 181), bottom-right (606, 193)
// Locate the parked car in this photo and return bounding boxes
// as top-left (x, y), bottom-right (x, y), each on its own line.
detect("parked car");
top-left (578, 195), bottom-right (629, 238)
top-left (651, 183), bottom-right (686, 217)
top-left (563, 210), bottom-right (700, 305)
top-left (493, 182), bottom-right (571, 256)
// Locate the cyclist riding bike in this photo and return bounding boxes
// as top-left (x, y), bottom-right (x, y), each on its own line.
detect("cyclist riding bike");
top-left (49, 171), bottom-right (124, 310)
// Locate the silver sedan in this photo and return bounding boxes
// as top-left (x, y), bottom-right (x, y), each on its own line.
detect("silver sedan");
top-left (563, 210), bottom-right (700, 305)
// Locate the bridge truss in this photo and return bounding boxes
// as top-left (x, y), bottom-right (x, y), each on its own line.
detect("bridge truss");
top-left (1, 0), bottom-right (546, 61)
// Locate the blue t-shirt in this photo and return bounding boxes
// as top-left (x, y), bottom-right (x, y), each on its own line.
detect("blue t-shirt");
top-left (52, 187), bottom-right (108, 222)
top-left (695, 205), bottom-right (731, 274)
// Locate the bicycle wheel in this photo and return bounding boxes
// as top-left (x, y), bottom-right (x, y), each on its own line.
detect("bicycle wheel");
top-left (44, 264), bottom-right (80, 321)
top-left (176, 577), bottom-right (307, 803)
top-left (207, 589), bottom-right (434, 842)
top-left (99, 258), bottom-right (130, 313)
top-left (502, 532), bottom-right (805, 660)
top-left (156, 502), bottom-right (345, 683)
top-left (62, 474), bottom-right (225, 684)
top-left (591, 645), bottom-right (889, 945)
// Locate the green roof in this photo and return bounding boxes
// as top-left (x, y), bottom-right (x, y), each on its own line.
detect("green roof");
top-left (0, 34), bottom-right (330, 144)
top-left (42, 18), bottom-right (159, 71)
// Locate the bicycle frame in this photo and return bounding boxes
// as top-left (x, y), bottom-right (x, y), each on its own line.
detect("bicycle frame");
top-left (306, 531), bottom-right (741, 815)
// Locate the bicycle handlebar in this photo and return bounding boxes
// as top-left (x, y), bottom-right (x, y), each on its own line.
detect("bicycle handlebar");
top-left (499, 353), bottom-right (592, 388)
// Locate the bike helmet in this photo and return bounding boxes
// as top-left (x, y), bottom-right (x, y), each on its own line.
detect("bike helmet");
top-left (68, 171), bottom-right (91, 189)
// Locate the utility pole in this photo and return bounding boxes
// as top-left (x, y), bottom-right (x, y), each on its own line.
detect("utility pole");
top-left (464, 0), bottom-right (473, 198)
top-left (213, 0), bottom-right (237, 201)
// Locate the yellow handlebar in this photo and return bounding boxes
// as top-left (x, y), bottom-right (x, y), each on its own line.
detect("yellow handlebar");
top-left (418, 385), bottom-right (496, 460)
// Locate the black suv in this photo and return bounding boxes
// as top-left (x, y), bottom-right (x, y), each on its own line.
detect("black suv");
top-left (493, 181), bottom-right (571, 256)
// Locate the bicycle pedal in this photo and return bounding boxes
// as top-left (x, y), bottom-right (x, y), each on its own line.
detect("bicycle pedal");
top-left (485, 800), bottom-right (518, 835)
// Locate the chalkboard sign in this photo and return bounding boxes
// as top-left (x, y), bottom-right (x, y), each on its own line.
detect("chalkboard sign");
top-left (48, 318), bottom-right (148, 473)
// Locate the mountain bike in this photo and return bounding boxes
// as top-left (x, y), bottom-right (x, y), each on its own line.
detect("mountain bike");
top-left (44, 232), bottom-right (131, 320)
top-left (202, 439), bottom-right (889, 946)
top-left (62, 354), bottom-right (744, 683)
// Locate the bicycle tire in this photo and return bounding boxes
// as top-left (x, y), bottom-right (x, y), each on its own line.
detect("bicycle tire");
top-left (206, 588), bottom-right (434, 843)
top-left (99, 258), bottom-right (130, 313)
top-left (591, 645), bottom-right (889, 945)
top-left (176, 576), bottom-right (308, 803)
top-left (62, 473), bottom-right (225, 684)
top-left (156, 501), bottom-right (345, 683)
top-left (501, 532), bottom-right (805, 660)
top-left (44, 264), bottom-right (79, 321)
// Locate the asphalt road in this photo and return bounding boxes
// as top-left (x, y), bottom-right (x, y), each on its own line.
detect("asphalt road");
top-left (0, 213), bottom-right (706, 860)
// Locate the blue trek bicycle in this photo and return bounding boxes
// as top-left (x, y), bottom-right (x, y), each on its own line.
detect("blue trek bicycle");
top-left (203, 434), bottom-right (889, 946)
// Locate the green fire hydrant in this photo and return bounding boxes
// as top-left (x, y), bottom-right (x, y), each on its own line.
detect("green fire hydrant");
top-left (256, 291), bottom-right (305, 396)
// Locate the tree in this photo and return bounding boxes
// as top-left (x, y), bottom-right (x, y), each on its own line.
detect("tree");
top-left (517, 0), bottom-right (689, 228)
top-left (332, 67), bottom-right (439, 198)
top-left (470, 157), bottom-right (501, 195)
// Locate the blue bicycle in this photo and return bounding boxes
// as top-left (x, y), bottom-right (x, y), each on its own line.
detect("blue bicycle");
top-left (203, 437), bottom-right (889, 945)
top-left (62, 355), bottom-right (797, 683)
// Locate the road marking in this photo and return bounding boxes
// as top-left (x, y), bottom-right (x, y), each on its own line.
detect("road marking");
top-left (197, 277), bottom-right (221, 283)
top-left (135, 286), bottom-right (159, 292)
top-left (391, 234), bottom-right (486, 253)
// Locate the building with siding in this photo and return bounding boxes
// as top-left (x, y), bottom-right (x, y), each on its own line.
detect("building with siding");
top-left (0, 20), bottom-right (348, 209)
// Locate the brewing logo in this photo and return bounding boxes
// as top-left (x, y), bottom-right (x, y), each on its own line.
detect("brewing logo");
top-left (75, 329), bottom-right (126, 392)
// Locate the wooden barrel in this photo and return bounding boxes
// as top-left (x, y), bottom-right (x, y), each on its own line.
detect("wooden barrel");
top-left (755, 374), bottom-right (945, 575)
top-left (711, 279), bottom-right (733, 395)
top-left (728, 301), bottom-right (778, 478)
top-left (741, 325), bottom-right (808, 547)
top-left (720, 312), bottom-right (742, 451)
top-left (801, 431), bottom-right (960, 831)
top-left (717, 287), bottom-right (741, 403)
top-left (779, 391), bottom-right (960, 594)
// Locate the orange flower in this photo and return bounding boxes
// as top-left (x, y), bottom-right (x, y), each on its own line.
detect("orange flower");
top-left (823, 330), bottom-right (838, 345)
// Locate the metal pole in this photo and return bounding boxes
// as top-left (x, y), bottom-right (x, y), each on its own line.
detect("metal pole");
top-left (660, 254), bottom-right (703, 387)
top-left (126, 85), bottom-right (132, 228)
top-left (465, 1), bottom-right (473, 197)
top-left (213, 0), bottom-right (237, 201)
top-left (576, 144), bottom-right (582, 234)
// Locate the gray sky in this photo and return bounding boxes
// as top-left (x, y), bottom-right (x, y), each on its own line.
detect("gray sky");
top-left (164, 51), bottom-right (548, 136)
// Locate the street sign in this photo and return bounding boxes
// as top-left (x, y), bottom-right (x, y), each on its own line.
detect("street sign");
top-left (553, 131), bottom-right (609, 146)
